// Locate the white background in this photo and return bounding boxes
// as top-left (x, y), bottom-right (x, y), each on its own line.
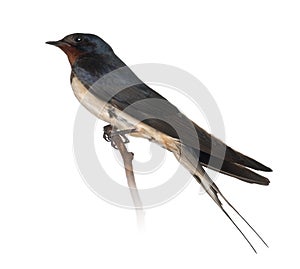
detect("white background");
top-left (1, 0), bottom-right (299, 268)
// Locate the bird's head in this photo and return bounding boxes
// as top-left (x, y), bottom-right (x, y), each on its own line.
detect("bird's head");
top-left (46, 33), bottom-right (113, 65)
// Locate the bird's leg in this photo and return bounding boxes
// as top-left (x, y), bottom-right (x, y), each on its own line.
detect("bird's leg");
top-left (103, 124), bottom-right (136, 149)
top-left (113, 128), bottom-right (137, 143)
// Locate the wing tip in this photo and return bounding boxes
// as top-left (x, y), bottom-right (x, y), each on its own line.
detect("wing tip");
top-left (264, 167), bottom-right (273, 172)
top-left (256, 177), bottom-right (270, 186)
top-left (226, 146), bottom-right (272, 172)
top-left (254, 162), bottom-right (272, 172)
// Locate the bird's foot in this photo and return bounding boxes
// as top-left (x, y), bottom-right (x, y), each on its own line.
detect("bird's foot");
top-left (103, 125), bottom-right (113, 142)
top-left (103, 125), bottom-right (136, 149)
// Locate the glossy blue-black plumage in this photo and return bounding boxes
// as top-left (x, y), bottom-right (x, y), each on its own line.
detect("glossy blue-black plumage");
top-left (53, 33), bottom-right (272, 184)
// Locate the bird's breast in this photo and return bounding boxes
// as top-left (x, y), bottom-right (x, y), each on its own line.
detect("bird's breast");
top-left (71, 75), bottom-right (179, 152)
top-left (71, 75), bottom-right (112, 122)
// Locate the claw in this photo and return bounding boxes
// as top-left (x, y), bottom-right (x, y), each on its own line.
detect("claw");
top-left (103, 133), bottom-right (110, 142)
top-left (102, 125), bottom-right (136, 149)
top-left (103, 125), bottom-right (113, 142)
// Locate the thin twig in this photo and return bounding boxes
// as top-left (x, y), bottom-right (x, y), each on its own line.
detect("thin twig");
top-left (110, 134), bottom-right (145, 229)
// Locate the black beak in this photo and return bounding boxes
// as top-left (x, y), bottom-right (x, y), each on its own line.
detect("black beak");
top-left (46, 40), bottom-right (70, 47)
top-left (46, 40), bottom-right (60, 46)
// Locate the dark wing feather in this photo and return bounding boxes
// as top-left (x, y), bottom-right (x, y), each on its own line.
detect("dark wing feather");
top-left (73, 53), bottom-right (272, 183)
top-left (197, 150), bottom-right (270, 185)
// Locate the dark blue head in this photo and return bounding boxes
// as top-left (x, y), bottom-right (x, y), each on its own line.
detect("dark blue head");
top-left (46, 33), bottom-right (113, 64)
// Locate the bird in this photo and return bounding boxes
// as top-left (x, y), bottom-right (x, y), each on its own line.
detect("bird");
top-left (46, 33), bottom-right (272, 252)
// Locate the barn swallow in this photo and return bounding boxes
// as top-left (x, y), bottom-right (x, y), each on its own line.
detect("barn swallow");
top-left (46, 33), bottom-right (272, 252)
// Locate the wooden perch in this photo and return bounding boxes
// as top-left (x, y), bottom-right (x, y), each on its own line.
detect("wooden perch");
top-left (109, 133), bottom-right (145, 229)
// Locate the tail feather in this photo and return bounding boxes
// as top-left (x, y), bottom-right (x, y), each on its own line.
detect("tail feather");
top-left (174, 146), bottom-right (268, 252)
top-left (218, 190), bottom-right (269, 248)
top-left (193, 167), bottom-right (267, 253)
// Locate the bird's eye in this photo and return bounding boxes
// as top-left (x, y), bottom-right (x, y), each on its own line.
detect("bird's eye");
top-left (74, 36), bottom-right (82, 42)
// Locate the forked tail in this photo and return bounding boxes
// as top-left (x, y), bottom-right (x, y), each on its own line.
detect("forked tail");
top-left (193, 169), bottom-right (268, 253)
top-left (175, 146), bottom-right (268, 253)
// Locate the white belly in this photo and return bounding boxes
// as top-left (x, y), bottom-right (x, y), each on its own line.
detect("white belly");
top-left (71, 76), bottom-right (179, 151)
